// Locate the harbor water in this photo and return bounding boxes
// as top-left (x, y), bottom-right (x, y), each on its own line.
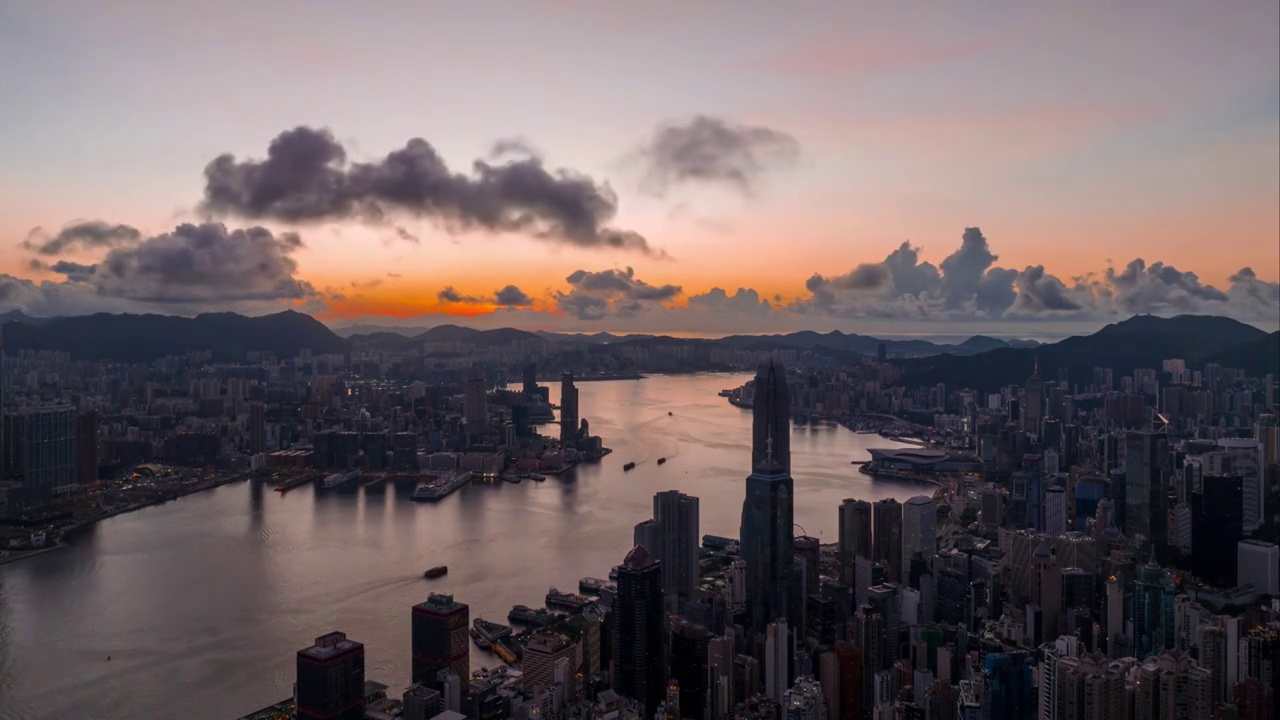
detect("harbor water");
top-left (0, 373), bottom-right (921, 719)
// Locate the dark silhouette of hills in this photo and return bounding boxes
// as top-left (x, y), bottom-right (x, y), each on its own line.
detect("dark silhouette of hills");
top-left (900, 314), bottom-right (1273, 391)
top-left (2, 310), bottom-right (348, 361)
top-left (1203, 331), bottom-right (1280, 378)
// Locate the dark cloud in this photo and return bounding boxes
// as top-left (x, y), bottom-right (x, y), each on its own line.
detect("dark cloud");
top-left (937, 228), bottom-right (1017, 315)
top-left (686, 287), bottom-right (775, 315)
top-left (28, 258), bottom-right (48, 271)
top-left (494, 285), bottom-right (533, 307)
top-left (1009, 265), bottom-right (1083, 314)
top-left (437, 286), bottom-right (481, 304)
top-left (489, 137), bottom-right (542, 160)
top-left (556, 267), bottom-right (681, 320)
top-left (201, 126), bottom-right (656, 255)
top-left (50, 260), bottom-right (97, 283)
top-left (23, 221), bottom-right (142, 255)
top-left (93, 223), bottom-right (311, 303)
top-left (637, 115), bottom-right (800, 195)
top-left (394, 226), bottom-right (420, 243)
top-left (1103, 259), bottom-right (1229, 314)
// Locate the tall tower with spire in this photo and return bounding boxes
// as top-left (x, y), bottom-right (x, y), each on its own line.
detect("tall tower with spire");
top-left (741, 384), bottom-right (795, 637)
top-left (752, 360), bottom-right (790, 474)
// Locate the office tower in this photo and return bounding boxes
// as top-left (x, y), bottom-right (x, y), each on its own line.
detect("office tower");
top-left (464, 377), bottom-right (487, 444)
top-left (295, 631), bottom-right (365, 720)
top-left (829, 641), bottom-right (861, 720)
top-left (634, 519), bottom-right (662, 565)
top-left (522, 363), bottom-right (538, 396)
top-left (75, 410), bottom-right (98, 487)
top-left (872, 499), bottom-right (903, 584)
top-left (1131, 650), bottom-right (1212, 720)
top-left (751, 360), bottom-right (790, 474)
top-left (392, 432), bottom-right (418, 471)
top-left (1238, 540), bottom-right (1280, 595)
top-left (838, 499), bottom-right (873, 573)
top-left (612, 545), bottom-right (666, 717)
top-left (402, 684), bottom-right (443, 720)
top-left (901, 496), bottom-right (936, 579)
top-left (1044, 486), bottom-right (1067, 537)
top-left (1192, 474), bottom-right (1243, 588)
top-left (669, 618), bottom-right (711, 719)
top-left (559, 372), bottom-right (579, 448)
top-left (708, 636), bottom-right (737, 720)
top-left (740, 433), bottom-right (794, 636)
top-left (1197, 625), bottom-right (1229, 707)
top-left (982, 652), bottom-right (1034, 720)
top-left (982, 487), bottom-right (1004, 530)
top-left (411, 594), bottom-right (469, 689)
top-left (1130, 557), bottom-right (1175, 659)
top-left (794, 535), bottom-right (820, 598)
top-left (652, 490), bottom-right (700, 607)
top-left (248, 401), bottom-right (266, 453)
top-left (852, 555), bottom-right (884, 608)
top-left (524, 630), bottom-right (578, 703)
top-left (764, 619), bottom-right (789, 703)
top-left (1124, 430), bottom-right (1170, 564)
top-left (866, 584), bottom-right (900, 670)
top-left (1209, 439), bottom-right (1265, 533)
top-left (9, 405), bottom-right (77, 508)
top-left (1024, 364), bottom-right (1044, 436)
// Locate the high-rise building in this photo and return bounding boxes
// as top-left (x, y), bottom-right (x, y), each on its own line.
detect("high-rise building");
top-left (559, 373), bottom-right (579, 448)
top-left (522, 363), bottom-right (538, 397)
top-left (1238, 539), bottom-right (1280, 595)
top-left (1209, 438), bottom-right (1265, 533)
top-left (1130, 557), bottom-right (1175, 659)
top-left (1124, 430), bottom-right (1170, 564)
top-left (872, 499), bottom-right (903, 584)
top-left (741, 441), bottom-right (794, 636)
top-left (901, 496), bottom-right (937, 579)
top-left (751, 360), bottom-right (790, 474)
top-left (831, 640), bottom-right (862, 719)
top-left (838, 499), bottom-right (873, 575)
top-left (295, 631), bottom-right (366, 720)
top-left (611, 545), bottom-right (666, 717)
top-left (1193, 474), bottom-right (1244, 588)
top-left (1131, 650), bottom-right (1212, 720)
top-left (981, 652), bottom-right (1034, 720)
top-left (464, 377), bottom-right (487, 445)
top-left (411, 594), bottom-right (469, 690)
top-left (523, 630), bottom-right (578, 703)
top-left (7, 405), bottom-right (77, 508)
top-left (1025, 365), bottom-right (1044, 437)
top-left (652, 490), bottom-right (700, 607)
top-left (782, 675), bottom-right (826, 720)
top-left (669, 618), bottom-right (712, 719)
top-left (707, 635), bottom-right (737, 720)
top-left (75, 410), bottom-right (98, 487)
top-left (1050, 650), bottom-right (1127, 720)
top-left (764, 619), bottom-right (790, 703)
top-left (401, 684), bottom-right (443, 720)
top-left (248, 401), bottom-right (266, 453)
top-left (1044, 486), bottom-right (1067, 537)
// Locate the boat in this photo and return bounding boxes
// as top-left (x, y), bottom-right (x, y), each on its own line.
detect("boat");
top-left (411, 470), bottom-right (473, 501)
top-left (527, 473), bottom-right (546, 482)
top-left (322, 469), bottom-right (360, 489)
top-left (657, 457), bottom-right (666, 465)
top-left (579, 577), bottom-right (608, 594)
top-left (623, 462), bottom-right (636, 472)
top-left (508, 604), bottom-right (560, 627)
top-left (500, 473), bottom-right (521, 484)
top-left (546, 587), bottom-right (591, 612)
top-left (424, 565), bottom-right (448, 579)
top-left (668, 411), bottom-right (673, 416)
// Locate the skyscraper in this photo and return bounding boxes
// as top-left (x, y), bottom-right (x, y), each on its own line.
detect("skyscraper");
top-left (764, 619), bottom-right (790, 703)
top-left (1024, 364), bottom-right (1044, 437)
top-left (901, 496), bottom-right (937, 579)
top-left (669, 618), bottom-right (712, 719)
top-left (838, 499), bottom-right (873, 577)
top-left (1130, 556), bottom-right (1175, 659)
top-left (8, 405), bottom-right (76, 509)
top-left (741, 443), bottom-right (794, 636)
top-left (464, 377), bottom-right (487, 445)
top-left (1124, 430), bottom-right (1170, 564)
top-left (611, 545), bottom-right (666, 717)
top-left (751, 360), bottom-right (790, 474)
top-left (652, 490), bottom-right (700, 607)
top-left (411, 594), bottom-right (469, 690)
top-left (522, 363), bottom-right (538, 396)
top-left (248, 401), bottom-right (266, 453)
top-left (872, 499), bottom-right (903, 584)
top-left (296, 631), bottom-right (366, 720)
top-left (559, 372), bottom-right (579, 448)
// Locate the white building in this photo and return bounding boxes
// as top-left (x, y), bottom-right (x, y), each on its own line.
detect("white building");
top-left (901, 495), bottom-right (938, 578)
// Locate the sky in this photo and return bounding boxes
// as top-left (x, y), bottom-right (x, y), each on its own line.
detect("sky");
top-left (1, 0), bottom-right (1277, 337)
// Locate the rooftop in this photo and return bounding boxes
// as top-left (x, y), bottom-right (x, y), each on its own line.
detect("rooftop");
top-left (299, 631), bottom-right (362, 661)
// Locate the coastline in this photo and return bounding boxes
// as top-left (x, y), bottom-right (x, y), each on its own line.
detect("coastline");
top-left (0, 473), bottom-right (248, 568)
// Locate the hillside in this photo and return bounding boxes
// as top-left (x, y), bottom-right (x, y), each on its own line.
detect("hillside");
top-left (899, 314), bottom-right (1272, 391)
top-left (1203, 331), bottom-right (1280, 378)
top-left (2, 310), bottom-right (349, 362)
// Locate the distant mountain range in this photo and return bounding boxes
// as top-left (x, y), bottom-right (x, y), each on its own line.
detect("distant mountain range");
top-left (4, 312), bottom-right (1274, 387)
top-left (1, 310), bottom-right (348, 362)
top-left (898, 314), bottom-right (1278, 391)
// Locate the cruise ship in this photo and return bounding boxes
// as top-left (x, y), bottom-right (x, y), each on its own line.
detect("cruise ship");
top-left (507, 605), bottom-right (560, 627)
top-left (410, 470), bottom-right (473, 501)
top-left (322, 469), bottom-right (360, 489)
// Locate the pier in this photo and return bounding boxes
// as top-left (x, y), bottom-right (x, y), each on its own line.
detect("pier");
top-left (273, 471), bottom-right (320, 493)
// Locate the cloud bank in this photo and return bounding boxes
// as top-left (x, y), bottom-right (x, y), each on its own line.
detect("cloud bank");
top-left (201, 126), bottom-right (657, 255)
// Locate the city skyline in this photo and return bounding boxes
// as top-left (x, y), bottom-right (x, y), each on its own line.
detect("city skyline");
top-left (1, 1), bottom-right (1278, 336)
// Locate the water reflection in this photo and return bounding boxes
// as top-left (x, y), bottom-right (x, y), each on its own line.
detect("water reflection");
top-left (0, 373), bottom-right (923, 719)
